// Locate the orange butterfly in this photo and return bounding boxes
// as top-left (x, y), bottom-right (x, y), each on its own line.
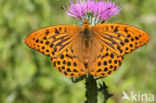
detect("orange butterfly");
top-left (25, 19), bottom-right (150, 77)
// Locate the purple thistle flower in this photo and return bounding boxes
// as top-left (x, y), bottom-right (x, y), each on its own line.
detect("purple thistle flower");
top-left (64, 0), bottom-right (120, 25)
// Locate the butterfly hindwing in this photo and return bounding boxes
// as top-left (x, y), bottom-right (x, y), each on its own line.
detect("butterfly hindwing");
top-left (91, 23), bottom-right (150, 56)
top-left (88, 37), bottom-right (124, 77)
top-left (51, 32), bottom-right (87, 77)
top-left (51, 45), bottom-right (86, 77)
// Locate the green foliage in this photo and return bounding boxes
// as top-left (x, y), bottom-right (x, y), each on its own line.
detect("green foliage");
top-left (0, 0), bottom-right (155, 103)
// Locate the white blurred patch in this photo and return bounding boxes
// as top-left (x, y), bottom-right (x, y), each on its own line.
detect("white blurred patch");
top-left (141, 15), bottom-right (156, 24)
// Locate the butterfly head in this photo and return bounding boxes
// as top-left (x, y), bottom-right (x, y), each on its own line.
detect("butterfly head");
top-left (83, 19), bottom-right (89, 25)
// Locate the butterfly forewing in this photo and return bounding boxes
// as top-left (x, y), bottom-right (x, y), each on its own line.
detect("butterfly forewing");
top-left (25, 25), bottom-right (87, 77)
top-left (25, 25), bottom-right (81, 57)
top-left (91, 23), bottom-right (150, 56)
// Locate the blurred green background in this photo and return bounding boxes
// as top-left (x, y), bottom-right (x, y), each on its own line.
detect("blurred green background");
top-left (0, 0), bottom-right (155, 103)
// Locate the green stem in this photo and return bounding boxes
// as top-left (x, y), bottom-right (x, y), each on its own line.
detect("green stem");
top-left (84, 76), bottom-right (113, 103)
top-left (85, 75), bottom-right (98, 103)
top-left (72, 75), bottom-right (113, 103)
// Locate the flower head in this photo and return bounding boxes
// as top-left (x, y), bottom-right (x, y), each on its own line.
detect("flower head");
top-left (64, 0), bottom-right (120, 25)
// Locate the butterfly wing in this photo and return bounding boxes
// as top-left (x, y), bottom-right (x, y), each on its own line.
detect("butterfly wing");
top-left (25, 25), bottom-right (81, 57)
top-left (25, 25), bottom-right (86, 77)
top-left (91, 23), bottom-right (150, 56)
top-left (89, 23), bottom-right (150, 77)
top-left (88, 36), bottom-right (124, 77)
top-left (51, 32), bottom-right (87, 77)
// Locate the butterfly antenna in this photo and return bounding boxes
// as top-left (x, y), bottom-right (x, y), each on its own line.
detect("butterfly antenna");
top-left (101, 20), bottom-right (105, 24)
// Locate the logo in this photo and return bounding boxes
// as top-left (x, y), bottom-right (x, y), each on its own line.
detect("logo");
top-left (121, 91), bottom-right (155, 102)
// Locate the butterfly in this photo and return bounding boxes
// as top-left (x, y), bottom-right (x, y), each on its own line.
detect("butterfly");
top-left (24, 19), bottom-right (150, 77)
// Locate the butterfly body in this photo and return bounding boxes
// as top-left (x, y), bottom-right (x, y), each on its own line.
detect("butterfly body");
top-left (25, 19), bottom-right (150, 77)
top-left (82, 19), bottom-right (92, 48)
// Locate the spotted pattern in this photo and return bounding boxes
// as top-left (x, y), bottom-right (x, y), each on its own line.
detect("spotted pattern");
top-left (25, 20), bottom-right (150, 77)
top-left (89, 46), bottom-right (123, 77)
top-left (51, 45), bottom-right (86, 77)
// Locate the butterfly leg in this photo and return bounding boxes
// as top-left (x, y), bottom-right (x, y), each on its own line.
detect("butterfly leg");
top-left (71, 75), bottom-right (86, 83)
